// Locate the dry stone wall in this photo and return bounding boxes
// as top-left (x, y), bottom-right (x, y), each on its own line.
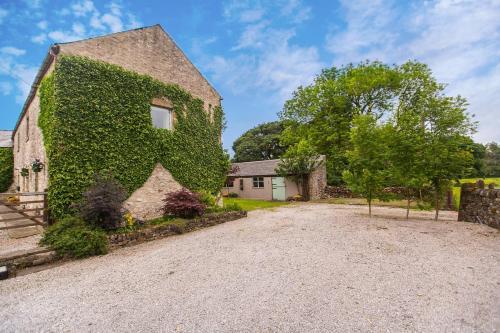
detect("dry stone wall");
top-left (458, 183), bottom-right (500, 229)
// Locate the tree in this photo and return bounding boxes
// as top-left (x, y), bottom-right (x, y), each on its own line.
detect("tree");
top-left (275, 140), bottom-right (322, 201)
top-left (420, 96), bottom-right (475, 220)
top-left (342, 115), bottom-right (392, 217)
top-left (463, 141), bottom-right (486, 178)
top-left (280, 61), bottom-right (400, 185)
top-left (232, 121), bottom-right (289, 162)
top-left (484, 142), bottom-right (500, 177)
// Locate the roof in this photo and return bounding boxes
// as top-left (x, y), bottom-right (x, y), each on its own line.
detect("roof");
top-left (12, 24), bottom-right (220, 138)
top-left (229, 159), bottom-right (282, 177)
top-left (0, 130), bottom-right (13, 147)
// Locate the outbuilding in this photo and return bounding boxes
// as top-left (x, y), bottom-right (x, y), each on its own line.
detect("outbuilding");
top-left (222, 156), bottom-right (326, 201)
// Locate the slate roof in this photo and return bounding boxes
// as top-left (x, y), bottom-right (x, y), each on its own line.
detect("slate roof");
top-left (0, 130), bottom-right (13, 148)
top-left (229, 159), bottom-right (281, 177)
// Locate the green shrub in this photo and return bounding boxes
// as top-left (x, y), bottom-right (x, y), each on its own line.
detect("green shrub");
top-left (40, 216), bottom-right (108, 258)
top-left (223, 202), bottom-right (243, 212)
top-left (38, 56), bottom-right (230, 219)
top-left (198, 190), bottom-right (216, 207)
top-left (228, 192), bottom-right (238, 198)
top-left (78, 174), bottom-right (127, 230)
top-left (0, 148), bottom-right (13, 192)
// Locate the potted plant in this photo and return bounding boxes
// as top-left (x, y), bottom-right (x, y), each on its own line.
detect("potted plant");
top-left (31, 159), bottom-right (44, 173)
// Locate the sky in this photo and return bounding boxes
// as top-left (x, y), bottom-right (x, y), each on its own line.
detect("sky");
top-left (0, 0), bottom-right (499, 154)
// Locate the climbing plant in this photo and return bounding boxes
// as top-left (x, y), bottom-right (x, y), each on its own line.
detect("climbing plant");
top-left (0, 147), bottom-right (13, 192)
top-left (39, 55), bottom-right (229, 219)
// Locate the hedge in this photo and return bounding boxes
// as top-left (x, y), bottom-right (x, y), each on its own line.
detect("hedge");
top-left (0, 147), bottom-right (13, 192)
top-left (39, 55), bottom-right (229, 218)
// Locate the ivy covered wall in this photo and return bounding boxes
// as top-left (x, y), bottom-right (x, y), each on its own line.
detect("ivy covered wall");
top-left (0, 148), bottom-right (13, 192)
top-left (39, 55), bottom-right (229, 218)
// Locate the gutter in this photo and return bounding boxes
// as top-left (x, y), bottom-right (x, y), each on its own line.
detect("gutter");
top-left (11, 45), bottom-right (60, 139)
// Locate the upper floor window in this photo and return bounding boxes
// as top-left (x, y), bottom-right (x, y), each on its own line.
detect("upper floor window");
top-left (151, 105), bottom-right (172, 130)
top-left (253, 177), bottom-right (264, 188)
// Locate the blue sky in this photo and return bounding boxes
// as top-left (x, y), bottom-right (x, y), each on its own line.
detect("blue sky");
top-left (0, 0), bottom-right (499, 153)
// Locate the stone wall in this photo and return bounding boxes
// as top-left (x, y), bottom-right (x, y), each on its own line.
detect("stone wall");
top-left (458, 183), bottom-right (500, 229)
top-left (124, 163), bottom-right (183, 220)
top-left (308, 155), bottom-right (327, 200)
top-left (59, 25), bottom-right (221, 110)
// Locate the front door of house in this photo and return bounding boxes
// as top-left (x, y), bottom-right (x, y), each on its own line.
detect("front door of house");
top-left (272, 177), bottom-right (286, 201)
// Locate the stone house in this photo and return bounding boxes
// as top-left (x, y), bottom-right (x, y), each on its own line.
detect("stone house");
top-left (222, 156), bottom-right (327, 201)
top-left (11, 25), bottom-right (222, 220)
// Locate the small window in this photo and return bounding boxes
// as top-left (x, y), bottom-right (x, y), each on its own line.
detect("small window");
top-left (26, 115), bottom-right (29, 141)
top-left (253, 177), bottom-right (264, 188)
top-left (225, 178), bottom-right (234, 188)
top-left (239, 178), bottom-right (244, 191)
top-left (151, 105), bottom-right (172, 129)
top-left (17, 132), bottom-right (20, 152)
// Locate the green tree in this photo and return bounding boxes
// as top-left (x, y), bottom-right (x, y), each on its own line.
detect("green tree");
top-left (484, 142), bottom-right (500, 177)
top-left (280, 61), bottom-right (400, 184)
top-left (420, 96), bottom-right (475, 220)
top-left (342, 115), bottom-right (392, 217)
top-left (275, 140), bottom-right (322, 201)
top-left (0, 148), bottom-right (13, 192)
top-left (232, 121), bottom-right (289, 162)
top-left (463, 141), bottom-right (486, 178)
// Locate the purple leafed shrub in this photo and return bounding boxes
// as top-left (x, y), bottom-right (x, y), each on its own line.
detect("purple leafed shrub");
top-left (162, 188), bottom-right (206, 218)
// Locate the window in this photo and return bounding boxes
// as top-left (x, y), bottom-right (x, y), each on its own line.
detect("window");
top-left (17, 132), bottom-right (20, 152)
top-left (151, 105), bottom-right (172, 129)
top-left (26, 115), bottom-right (29, 141)
top-left (252, 177), bottom-right (264, 188)
top-left (239, 178), bottom-right (244, 191)
top-left (224, 178), bottom-right (234, 188)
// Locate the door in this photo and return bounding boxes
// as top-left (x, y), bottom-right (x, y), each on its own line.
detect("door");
top-left (272, 177), bottom-right (286, 201)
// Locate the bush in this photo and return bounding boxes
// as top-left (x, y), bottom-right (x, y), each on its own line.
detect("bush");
top-left (163, 188), bottom-right (206, 218)
top-left (40, 216), bottom-right (108, 258)
top-left (223, 202), bottom-right (243, 212)
top-left (0, 148), bottom-right (13, 192)
top-left (78, 175), bottom-right (127, 230)
top-left (198, 190), bottom-right (216, 208)
top-left (228, 192), bottom-right (238, 198)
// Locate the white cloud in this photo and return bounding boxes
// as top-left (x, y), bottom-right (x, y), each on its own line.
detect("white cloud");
top-left (31, 33), bottom-right (47, 44)
top-left (325, 0), bottom-right (500, 143)
top-left (0, 7), bottom-right (7, 24)
top-left (72, 0), bottom-right (96, 17)
top-left (0, 56), bottom-right (38, 103)
top-left (101, 12), bottom-right (123, 32)
top-left (37, 20), bottom-right (48, 30)
top-left (240, 8), bottom-right (265, 23)
top-left (0, 47), bottom-right (26, 56)
top-left (72, 22), bottom-right (86, 36)
top-left (0, 82), bottom-right (13, 95)
top-left (280, 0), bottom-right (311, 23)
top-left (232, 21), bottom-right (269, 50)
top-left (47, 30), bottom-right (84, 43)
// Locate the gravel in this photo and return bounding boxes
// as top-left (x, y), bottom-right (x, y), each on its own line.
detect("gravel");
top-left (0, 203), bottom-right (499, 332)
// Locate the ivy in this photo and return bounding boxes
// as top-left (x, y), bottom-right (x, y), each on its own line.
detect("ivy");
top-left (39, 55), bottom-right (229, 219)
top-left (0, 148), bottom-right (13, 192)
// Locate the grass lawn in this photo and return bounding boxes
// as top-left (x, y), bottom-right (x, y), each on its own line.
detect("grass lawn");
top-left (224, 198), bottom-right (290, 211)
top-left (316, 197), bottom-right (431, 210)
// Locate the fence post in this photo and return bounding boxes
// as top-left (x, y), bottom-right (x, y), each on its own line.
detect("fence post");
top-left (42, 191), bottom-right (48, 224)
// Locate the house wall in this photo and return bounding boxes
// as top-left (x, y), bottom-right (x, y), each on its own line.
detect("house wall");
top-left (222, 177), bottom-right (300, 201)
top-left (58, 25), bottom-right (220, 111)
top-left (12, 60), bottom-right (54, 195)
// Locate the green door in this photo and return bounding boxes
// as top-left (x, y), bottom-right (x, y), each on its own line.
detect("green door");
top-left (272, 177), bottom-right (286, 201)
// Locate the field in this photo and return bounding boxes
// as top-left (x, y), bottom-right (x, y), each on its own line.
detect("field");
top-left (224, 198), bottom-right (291, 211)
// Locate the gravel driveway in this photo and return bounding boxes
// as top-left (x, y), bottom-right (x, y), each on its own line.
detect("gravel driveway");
top-left (1, 204), bottom-right (499, 332)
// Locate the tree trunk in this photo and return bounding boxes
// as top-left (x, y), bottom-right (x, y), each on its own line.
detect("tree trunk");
top-left (406, 197), bottom-right (411, 220)
top-left (368, 199), bottom-right (372, 217)
top-left (434, 191), bottom-right (440, 221)
top-left (302, 174), bottom-right (310, 201)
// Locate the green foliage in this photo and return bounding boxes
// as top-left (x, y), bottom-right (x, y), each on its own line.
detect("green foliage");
top-left (484, 142), bottom-right (500, 177)
top-left (232, 121), bottom-right (289, 162)
top-left (0, 148), bottom-right (13, 192)
top-left (198, 190), bottom-right (216, 207)
top-left (276, 139), bottom-right (322, 200)
top-left (342, 115), bottom-right (393, 216)
top-left (280, 61), bottom-right (400, 184)
top-left (40, 216), bottom-right (108, 258)
top-left (39, 56), bottom-right (229, 218)
top-left (223, 198), bottom-right (288, 211)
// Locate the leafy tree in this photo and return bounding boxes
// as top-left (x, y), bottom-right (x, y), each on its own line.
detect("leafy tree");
top-left (484, 142), bottom-right (500, 177)
top-left (463, 141), bottom-right (486, 178)
top-left (232, 121), bottom-right (289, 162)
top-left (343, 115), bottom-right (392, 217)
top-left (275, 140), bottom-right (322, 201)
top-left (280, 61), bottom-right (400, 184)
